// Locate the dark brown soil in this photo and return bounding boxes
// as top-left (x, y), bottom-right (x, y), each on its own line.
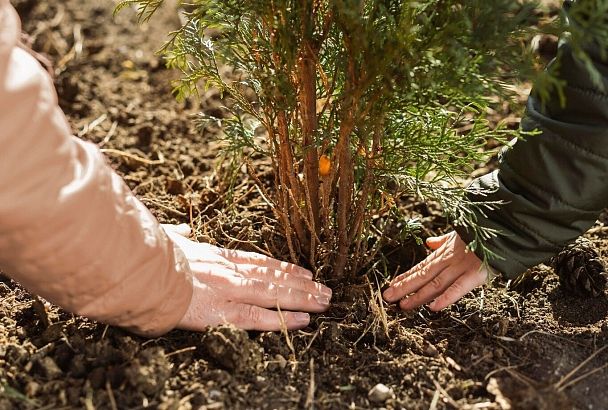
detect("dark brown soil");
top-left (1, 1), bottom-right (607, 409)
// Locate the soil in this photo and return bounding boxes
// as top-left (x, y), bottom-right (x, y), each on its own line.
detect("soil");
top-left (1, 1), bottom-right (607, 409)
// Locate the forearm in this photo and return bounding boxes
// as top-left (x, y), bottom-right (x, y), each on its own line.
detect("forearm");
top-left (0, 1), bottom-right (192, 336)
top-left (457, 3), bottom-right (608, 279)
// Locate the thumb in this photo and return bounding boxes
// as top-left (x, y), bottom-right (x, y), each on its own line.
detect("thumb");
top-left (425, 233), bottom-right (451, 250)
top-left (161, 223), bottom-right (192, 238)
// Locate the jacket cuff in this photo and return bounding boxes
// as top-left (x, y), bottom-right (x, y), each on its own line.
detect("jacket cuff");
top-left (125, 240), bottom-right (194, 337)
top-left (454, 215), bottom-right (528, 280)
top-left (453, 171), bottom-right (560, 280)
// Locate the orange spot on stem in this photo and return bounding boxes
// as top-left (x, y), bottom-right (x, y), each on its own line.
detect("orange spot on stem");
top-left (319, 155), bottom-right (331, 176)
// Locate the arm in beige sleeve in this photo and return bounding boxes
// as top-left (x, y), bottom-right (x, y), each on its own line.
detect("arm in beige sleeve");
top-left (0, 1), bottom-right (193, 337)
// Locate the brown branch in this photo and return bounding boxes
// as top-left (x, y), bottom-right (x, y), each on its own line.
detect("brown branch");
top-left (298, 3), bottom-right (321, 243)
top-left (348, 121), bottom-right (383, 273)
top-left (334, 111), bottom-right (355, 277)
top-left (333, 46), bottom-right (360, 277)
top-left (277, 111), bottom-right (310, 254)
top-left (298, 41), bottom-right (321, 240)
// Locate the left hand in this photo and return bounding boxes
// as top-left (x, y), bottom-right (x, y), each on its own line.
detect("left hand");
top-left (383, 232), bottom-right (489, 311)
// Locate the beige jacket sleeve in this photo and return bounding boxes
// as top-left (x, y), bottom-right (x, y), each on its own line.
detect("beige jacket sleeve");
top-left (0, 1), bottom-right (193, 337)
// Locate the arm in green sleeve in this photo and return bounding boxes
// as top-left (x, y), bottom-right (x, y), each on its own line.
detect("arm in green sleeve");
top-left (456, 16), bottom-right (608, 279)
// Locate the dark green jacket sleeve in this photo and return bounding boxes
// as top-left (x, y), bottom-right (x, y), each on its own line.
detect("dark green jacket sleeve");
top-left (456, 14), bottom-right (608, 279)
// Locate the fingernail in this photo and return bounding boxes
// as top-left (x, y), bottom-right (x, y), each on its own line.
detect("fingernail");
top-left (319, 285), bottom-right (332, 297)
top-left (315, 295), bottom-right (330, 306)
top-left (400, 298), bottom-right (411, 309)
top-left (294, 312), bottom-right (310, 324)
top-left (383, 288), bottom-right (394, 301)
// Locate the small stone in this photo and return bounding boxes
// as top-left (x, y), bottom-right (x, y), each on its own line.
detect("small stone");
top-left (424, 344), bottom-right (439, 357)
top-left (368, 383), bottom-right (393, 403)
top-left (275, 354), bottom-right (287, 369)
top-left (208, 389), bottom-right (223, 401)
top-left (25, 381), bottom-right (40, 397)
top-left (38, 356), bottom-right (62, 379)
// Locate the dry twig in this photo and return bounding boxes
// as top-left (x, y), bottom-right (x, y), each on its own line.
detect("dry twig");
top-left (305, 358), bottom-right (316, 409)
top-left (101, 148), bottom-right (165, 165)
top-left (554, 345), bottom-right (608, 392)
top-left (106, 381), bottom-right (117, 410)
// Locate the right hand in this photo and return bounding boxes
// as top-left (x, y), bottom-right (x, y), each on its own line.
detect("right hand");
top-left (163, 224), bottom-right (331, 331)
top-left (383, 232), bottom-right (489, 311)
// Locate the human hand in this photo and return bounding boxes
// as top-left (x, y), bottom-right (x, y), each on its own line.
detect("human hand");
top-left (383, 231), bottom-right (488, 311)
top-left (162, 224), bottom-right (331, 332)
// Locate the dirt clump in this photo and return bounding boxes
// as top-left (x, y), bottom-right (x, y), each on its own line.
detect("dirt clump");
top-left (202, 325), bottom-right (263, 373)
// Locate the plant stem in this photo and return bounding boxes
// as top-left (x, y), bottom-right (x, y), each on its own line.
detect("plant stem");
top-left (298, 40), bottom-right (321, 239)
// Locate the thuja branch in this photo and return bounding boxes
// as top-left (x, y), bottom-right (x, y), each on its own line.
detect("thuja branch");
top-left (118, 0), bottom-right (596, 278)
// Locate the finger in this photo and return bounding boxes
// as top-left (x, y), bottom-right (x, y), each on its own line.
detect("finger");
top-left (384, 250), bottom-right (450, 302)
top-left (195, 267), bottom-right (330, 312)
top-left (232, 264), bottom-right (332, 297)
top-left (177, 293), bottom-right (312, 332)
top-left (425, 233), bottom-right (452, 250)
top-left (428, 267), bottom-right (488, 311)
top-left (226, 303), bottom-right (311, 331)
top-left (224, 277), bottom-right (331, 312)
top-left (398, 267), bottom-right (461, 310)
top-left (388, 239), bottom-right (452, 288)
top-left (221, 248), bottom-right (314, 279)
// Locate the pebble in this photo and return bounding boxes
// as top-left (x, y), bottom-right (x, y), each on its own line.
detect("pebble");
top-left (25, 381), bottom-right (40, 397)
top-left (275, 354), bottom-right (287, 369)
top-left (368, 383), bottom-right (393, 403)
top-left (424, 344), bottom-right (439, 357)
top-left (208, 389), bottom-right (223, 401)
top-left (38, 356), bottom-right (62, 378)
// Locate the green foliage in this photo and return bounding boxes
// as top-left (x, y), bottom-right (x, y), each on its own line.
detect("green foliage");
top-left (535, 0), bottom-right (608, 104)
top-left (0, 384), bottom-right (38, 407)
top-left (113, 0), bottom-right (164, 21)
top-left (561, 0), bottom-right (608, 88)
top-left (117, 0), bottom-right (604, 274)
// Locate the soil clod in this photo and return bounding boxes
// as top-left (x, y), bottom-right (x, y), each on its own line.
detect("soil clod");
top-left (201, 325), bottom-right (263, 373)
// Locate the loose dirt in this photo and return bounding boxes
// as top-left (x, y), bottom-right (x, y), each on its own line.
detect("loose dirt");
top-left (1, 1), bottom-right (607, 409)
